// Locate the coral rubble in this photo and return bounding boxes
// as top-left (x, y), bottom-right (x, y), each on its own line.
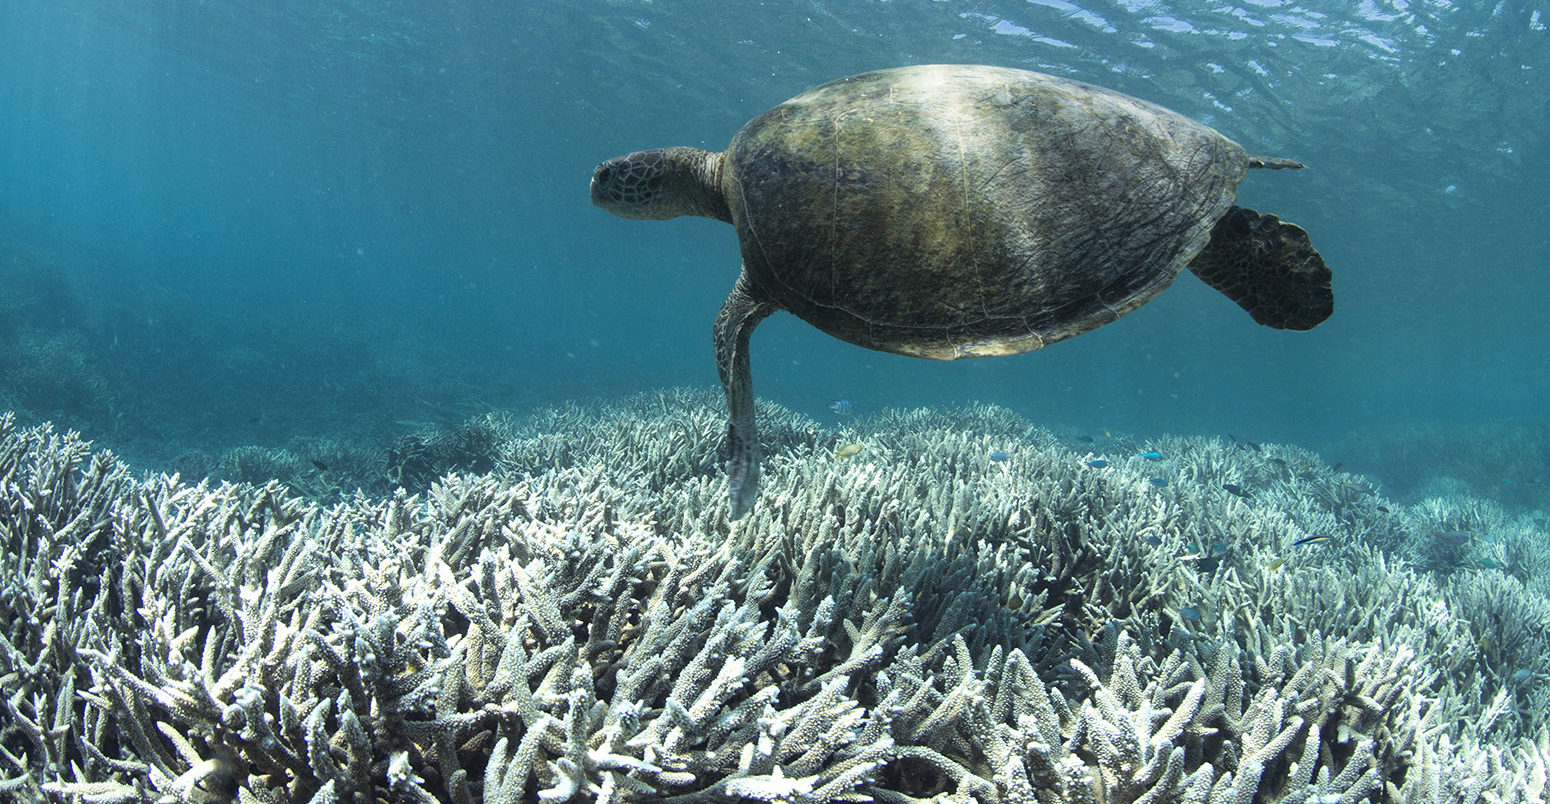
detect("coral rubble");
top-left (1, 391), bottom-right (1547, 803)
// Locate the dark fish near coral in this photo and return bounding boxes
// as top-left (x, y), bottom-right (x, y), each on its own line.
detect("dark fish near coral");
top-left (1143, 535), bottom-right (1163, 547)
top-left (1194, 553), bottom-right (1226, 574)
top-left (988, 451), bottom-right (1012, 462)
top-left (1291, 534), bottom-right (1332, 547)
top-left (310, 459), bottom-right (329, 472)
top-left (1222, 483), bottom-right (1251, 498)
top-left (1228, 434), bottom-right (1262, 452)
top-left (828, 399), bottom-right (853, 415)
top-left (1177, 606), bottom-right (1203, 622)
top-left (1086, 459), bottom-right (1109, 468)
top-left (1139, 451), bottom-right (1163, 461)
top-left (1076, 434), bottom-right (1094, 443)
top-left (1149, 477), bottom-right (1168, 487)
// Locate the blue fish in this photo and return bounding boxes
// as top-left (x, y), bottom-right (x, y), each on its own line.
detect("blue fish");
top-left (1086, 459), bottom-right (1109, 468)
top-left (1292, 534), bottom-right (1332, 547)
top-left (828, 399), bottom-right (853, 415)
top-left (1177, 606), bottom-right (1203, 622)
top-left (1149, 477), bottom-right (1168, 487)
top-left (1139, 451), bottom-right (1163, 461)
top-left (988, 451), bottom-right (1012, 462)
top-left (1076, 434), bottom-right (1094, 443)
top-left (1513, 669), bottom-right (1534, 683)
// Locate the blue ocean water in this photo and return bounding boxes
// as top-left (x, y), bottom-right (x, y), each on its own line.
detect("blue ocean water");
top-left (1, 0), bottom-right (1546, 494)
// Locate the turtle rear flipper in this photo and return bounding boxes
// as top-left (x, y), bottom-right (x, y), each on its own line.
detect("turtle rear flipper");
top-left (1189, 206), bottom-right (1333, 331)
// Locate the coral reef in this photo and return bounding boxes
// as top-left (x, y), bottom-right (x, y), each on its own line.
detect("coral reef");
top-left (172, 436), bottom-right (397, 504)
top-left (387, 418), bottom-right (510, 492)
top-left (1327, 420), bottom-right (1550, 513)
top-left (2, 391), bottom-right (1548, 803)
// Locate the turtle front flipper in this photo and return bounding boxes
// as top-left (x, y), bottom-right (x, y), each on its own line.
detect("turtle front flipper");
top-left (1188, 206), bottom-right (1334, 331)
top-left (714, 272), bottom-right (777, 519)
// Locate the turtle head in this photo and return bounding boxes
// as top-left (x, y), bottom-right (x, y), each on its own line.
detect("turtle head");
top-left (591, 147), bottom-right (730, 223)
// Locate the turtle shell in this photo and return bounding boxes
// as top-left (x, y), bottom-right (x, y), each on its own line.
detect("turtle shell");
top-left (721, 64), bottom-right (1247, 359)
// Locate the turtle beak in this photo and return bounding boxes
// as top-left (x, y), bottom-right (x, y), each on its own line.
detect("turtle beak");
top-left (590, 159), bottom-right (627, 211)
top-left (588, 164), bottom-right (607, 208)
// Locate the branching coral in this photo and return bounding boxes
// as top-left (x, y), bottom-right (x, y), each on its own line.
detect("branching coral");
top-left (2, 394), bottom-right (1548, 803)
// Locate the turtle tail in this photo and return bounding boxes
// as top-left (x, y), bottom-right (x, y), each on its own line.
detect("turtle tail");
top-left (1188, 206), bottom-right (1333, 331)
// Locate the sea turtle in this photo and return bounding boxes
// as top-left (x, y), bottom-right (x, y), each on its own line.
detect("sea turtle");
top-left (590, 64), bottom-right (1332, 519)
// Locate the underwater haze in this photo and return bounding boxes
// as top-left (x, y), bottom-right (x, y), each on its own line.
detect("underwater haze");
top-left (8, 2), bottom-right (1550, 802)
top-left (1, 0), bottom-right (1546, 471)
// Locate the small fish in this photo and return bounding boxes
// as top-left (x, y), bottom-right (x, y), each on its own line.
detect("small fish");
top-left (1143, 535), bottom-right (1163, 547)
top-left (828, 399), bottom-right (853, 415)
top-left (1513, 669), bottom-right (1534, 683)
top-left (988, 451), bottom-right (1012, 462)
top-left (1194, 553), bottom-right (1226, 574)
top-left (1267, 558), bottom-right (1284, 572)
top-left (1086, 458), bottom-right (1109, 468)
top-left (1376, 505), bottom-right (1390, 513)
top-left (834, 443), bottom-right (864, 459)
top-left (1291, 534), bottom-right (1332, 547)
top-left (1076, 434), bottom-right (1094, 443)
top-left (1331, 461), bottom-right (1344, 472)
top-left (1177, 606), bottom-right (1203, 622)
top-left (1149, 477), bottom-right (1168, 487)
top-left (310, 459), bottom-right (329, 472)
top-left (1139, 451), bottom-right (1163, 461)
top-left (1222, 483), bottom-right (1251, 499)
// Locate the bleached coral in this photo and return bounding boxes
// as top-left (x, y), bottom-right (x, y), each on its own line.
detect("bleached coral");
top-left (1, 393), bottom-right (1547, 803)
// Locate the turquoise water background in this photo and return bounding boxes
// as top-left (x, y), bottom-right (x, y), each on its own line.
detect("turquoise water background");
top-left (1, 0), bottom-right (1546, 476)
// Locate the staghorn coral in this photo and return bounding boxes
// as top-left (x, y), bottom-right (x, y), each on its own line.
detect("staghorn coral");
top-left (2, 393), bottom-right (1549, 803)
top-left (386, 417), bottom-right (511, 493)
top-left (1325, 420), bottom-right (1550, 513)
